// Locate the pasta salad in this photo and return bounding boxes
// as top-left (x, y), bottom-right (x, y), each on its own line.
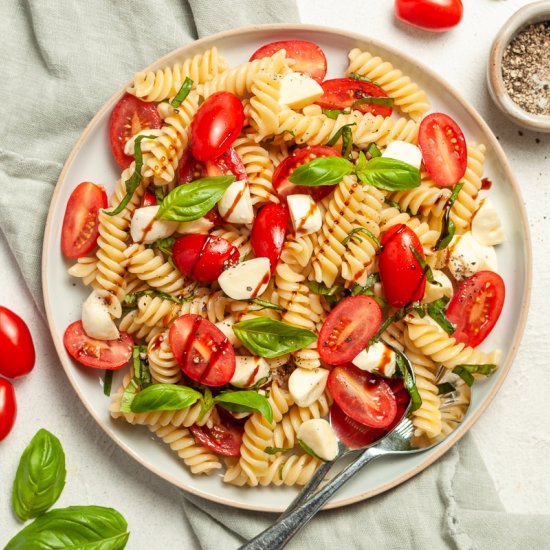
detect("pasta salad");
top-left (60, 39), bottom-right (505, 487)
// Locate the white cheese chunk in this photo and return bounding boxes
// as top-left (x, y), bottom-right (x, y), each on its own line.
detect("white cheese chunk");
top-left (448, 231), bottom-right (498, 281)
top-left (422, 269), bottom-right (454, 304)
top-left (287, 194), bottom-right (322, 237)
top-left (81, 290), bottom-right (120, 341)
top-left (123, 129), bottom-right (164, 155)
top-left (288, 367), bottom-right (329, 408)
top-left (297, 418), bottom-right (339, 461)
top-left (471, 198), bottom-right (505, 246)
top-left (130, 205), bottom-right (178, 244)
top-left (230, 356), bottom-right (270, 388)
top-left (218, 258), bottom-right (271, 300)
top-left (352, 341), bottom-right (397, 378)
top-left (279, 72), bottom-right (324, 110)
top-left (382, 141), bottom-right (423, 170)
top-left (177, 216), bottom-right (215, 235)
top-left (218, 179), bottom-right (254, 224)
top-left (215, 318), bottom-right (240, 347)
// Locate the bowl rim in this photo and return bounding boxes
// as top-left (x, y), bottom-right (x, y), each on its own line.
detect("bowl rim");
top-left (488, 0), bottom-right (550, 131)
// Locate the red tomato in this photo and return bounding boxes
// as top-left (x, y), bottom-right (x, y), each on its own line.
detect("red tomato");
top-left (272, 146), bottom-right (341, 202)
top-left (172, 234), bottom-right (239, 283)
top-left (249, 40), bottom-right (327, 83)
top-left (316, 78), bottom-right (393, 118)
top-left (179, 148), bottom-right (207, 184)
top-left (205, 147), bottom-right (247, 182)
top-left (0, 378), bottom-right (16, 441)
top-left (330, 402), bottom-right (386, 449)
top-left (169, 315), bottom-right (235, 386)
top-left (61, 182), bottom-right (107, 259)
top-left (0, 307), bottom-right (35, 379)
top-left (418, 112), bottom-right (467, 188)
top-left (63, 321), bottom-right (133, 370)
top-left (190, 409), bottom-right (244, 456)
top-left (141, 190), bottom-right (157, 208)
top-left (379, 224), bottom-right (427, 308)
top-left (446, 271), bottom-right (505, 348)
top-left (109, 93), bottom-right (162, 169)
top-left (328, 364), bottom-right (397, 429)
top-left (190, 92), bottom-right (245, 162)
top-left (395, 0), bottom-right (463, 32)
top-left (250, 204), bottom-right (289, 272)
top-left (318, 295), bottom-right (382, 365)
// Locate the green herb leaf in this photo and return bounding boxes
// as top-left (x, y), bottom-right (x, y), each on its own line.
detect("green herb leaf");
top-left (383, 197), bottom-right (402, 210)
top-left (322, 108), bottom-right (349, 119)
top-left (103, 369), bottom-right (113, 396)
top-left (366, 143), bottom-right (382, 158)
top-left (437, 382), bottom-right (456, 395)
top-left (146, 236), bottom-right (176, 258)
top-left (106, 134), bottom-right (157, 217)
top-left (352, 96), bottom-right (394, 108)
top-left (451, 366), bottom-right (475, 386)
top-left (130, 384), bottom-right (202, 413)
top-left (157, 176), bottom-right (235, 221)
top-left (233, 318), bottom-right (317, 358)
top-left (326, 123), bottom-right (356, 148)
top-left (342, 227), bottom-right (381, 248)
top-left (355, 156), bottom-right (421, 191)
top-left (409, 245), bottom-right (435, 283)
top-left (5, 506), bottom-right (129, 550)
top-left (434, 183), bottom-right (464, 251)
top-left (248, 298), bottom-right (286, 312)
top-left (264, 446), bottom-right (292, 455)
top-left (298, 439), bottom-right (325, 461)
top-left (395, 351), bottom-right (422, 411)
top-left (307, 281), bottom-right (341, 297)
top-left (214, 391), bottom-right (273, 423)
top-left (199, 387), bottom-right (214, 421)
top-left (171, 77), bottom-right (193, 108)
top-left (452, 363), bottom-right (497, 386)
top-left (152, 185), bottom-right (166, 203)
top-left (119, 346), bottom-right (151, 412)
top-left (349, 72), bottom-right (374, 83)
top-left (12, 429), bottom-right (66, 521)
top-left (288, 156), bottom-right (354, 187)
top-left (351, 273), bottom-right (380, 294)
top-left (341, 125), bottom-right (353, 159)
top-left (123, 288), bottom-right (181, 309)
top-left (427, 296), bottom-right (455, 335)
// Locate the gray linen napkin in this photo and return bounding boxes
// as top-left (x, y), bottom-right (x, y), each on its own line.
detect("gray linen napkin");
top-left (1, 2), bottom-right (547, 549)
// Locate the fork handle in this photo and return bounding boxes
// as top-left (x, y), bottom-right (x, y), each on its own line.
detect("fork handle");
top-left (239, 447), bottom-right (383, 550)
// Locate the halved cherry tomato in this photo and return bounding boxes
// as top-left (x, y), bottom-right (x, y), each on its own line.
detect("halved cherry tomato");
top-left (179, 148), bottom-right (207, 184)
top-left (0, 378), bottom-right (16, 441)
top-left (63, 321), bottom-right (133, 370)
top-left (190, 92), bottom-right (245, 162)
top-left (386, 378), bottom-right (410, 431)
top-left (249, 40), bottom-right (327, 83)
top-left (190, 408), bottom-right (244, 456)
top-left (395, 0), bottom-right (463, 32)
top-left (328, 364), bottom-right (397, 429)
top-left (109, 93), bottom-right (162, 169)
top-left (318, 295), bottom-right (382, 365)
top-left (379, 224), bottom-right (427, 308)
top-left (316, 78), bottom-right (393, 118)
top-left (169, 315), bottom-right (236, 386)
top-left (206, 147), bottom-right (247, 181)
top-left (0, 307), bottom-right (35, 379)
top-left (172, 234), bottom-right (239, 283)
top-left (446, 271), bottom-right (505, 348)
top-left (61, 182), bottom-right (108, 259)
top-left (418, 112), bottom-right (467, 188)
top-left (330, 402), bottom-right (386, 449)
top-left (141, 190), bottom-right (157, 208)
top-left (251, 204), bottom-right (289, 272)
top-left (273, 146), bottom-right (341, 202)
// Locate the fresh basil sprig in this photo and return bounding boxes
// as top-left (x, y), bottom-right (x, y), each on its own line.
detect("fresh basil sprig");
top-left (307, 281), bottom-right (342, 307)
top-left (214, 391), bottom-right (273, 423)
top-left (298, 439), bottom-right (325, 461)
top-left (341, 125), bottom-right (353, 159)
top-left (383, 197), bottom-right (403, 211)
top-left (157, 175), bottom-right (235, 221)
top-left (264, 446), bottom-right (292, 455)
top-left (355, 155), bottom-right (421, 191)
top-left (146, 236), bottom-right (176, 259)
top-left (12, 430), bottom-right (66, 521)
top-left (409, 245), bottom-right (436, 284)
top-left (322, 108), bottom-right (350, 119)
top-left (349, 72), bottom-right (375, 84)
top-left (427, 296), bottom-right (455, 335)
top-left (437, 382), bottom-right (456, 395)
top-left (119, 346), bottom-right (151, 413)
top-left (247, 298), bottom-right (286, 312)
top-left (452, 364), bottom-right (497, 386)
top-left (171, 77), bottom-right (193, 108)
top-left (233, 318), bottom-right (317, 358)
top-left (199, 387), bottom-right (214, 421)
top-left (395, 350), bottom-right (422, 412)
top-left (366, 143), bottom-right (382, 158)
top-left (106, 134), bottom-right (157, 217)
top-left (288, 156), bottom-right (355, 187)
top-left (434, 183), bottom-right (464, 251)
top-left (369, 301), bottom-right (422, 347)
top-left (5, 506), bottom-right (129, 550)
top-left (130, 384), bottom-right (202, 413)
top-left (325, 123), bottom-right (357, 149)
top-left (123, 288), bottom-right (182, 309)
top-left (342, 227), bottom-right (381, 248)
top-left (352, 96), bottom-right (395, 108)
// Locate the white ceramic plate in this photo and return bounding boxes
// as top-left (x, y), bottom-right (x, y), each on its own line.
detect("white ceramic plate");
top-left (42, 24), bottom-right (531, 512)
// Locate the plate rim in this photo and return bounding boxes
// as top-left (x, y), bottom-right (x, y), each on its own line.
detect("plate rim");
top-left (42, 22), bottom-right (533, 512)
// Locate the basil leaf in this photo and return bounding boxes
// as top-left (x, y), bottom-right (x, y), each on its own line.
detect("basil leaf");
top-left (349, 72), bottom-right (374, 84)
top-left (123, 288), bottom-right (181, 309)
top-left (130, 384), bottom-right (202, 413)
top-left (453, 363), bottom-right (498, 385)
top-left (427, 296), bottom-right (455, 335)
top-left (12, 429), bottom-right (66, 521)
top-left (352, 96), bottom-right (394, 108)
top-left (5, 505), bottom-right (129, 550)
top-left (119, 346), bottom-right (150, 412)
top-left (298, 439), bottom-right (326, 461)
top-left (307, 281), bottom-right (341, 297)
top-left (152, 185), bottom-right (166, 203)
top-left (341, 125), bottom-right (353, 159)
top-left (264, 446), bottom-right (292, 455)
top-left (248, 298), bottom-right (286, 312)
top-left (356, 156), bottom-right (421, 191)
top-left (409, 245), bottom-right (435, 283)
top-left (157, 176), bottom-right (235, 221)
top-left (451, 366), bottom-right (475, 386)
top-left (199, 387), bottom-right (214, 421)
top-left (288, 156), bottom-right (354, 187)
top-left (171, 77), bottom-right (193, 108)
top-left (351, 273), bottom-right (380, 293)
top-left (322, 108), bottom-right (349, 119)
top-left (435, 183), bottom-right (464, 251)
top-left (233, 318), bottom-right (317, 358)
top-left (383, 197), bottom-right (402, 211)
top-left (395, 351), bottom-right (422, 412)
top-left (214, 391), bottom-right (273, 423)
top-left (437, 382), bottom-right (456, 395)
top-left (326, 123), bottom-right (356, 148)
top-left (146, 236), bottom-right (176, 258)
top-left (106, 134), bottom-right (157, 217)
top-left (342, 227), bottom-right (381, 248)
top-left (366, 143), bottom-right (382, 158)
top-left (103, 369), bottom-right (113, 396)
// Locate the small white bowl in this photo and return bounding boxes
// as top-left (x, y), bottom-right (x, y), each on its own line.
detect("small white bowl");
top-left (488, 1), bottom-right (550, 132)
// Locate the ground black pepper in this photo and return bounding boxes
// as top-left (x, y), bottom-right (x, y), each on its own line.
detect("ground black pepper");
top-left (502, 21), bottom-right (550, 116)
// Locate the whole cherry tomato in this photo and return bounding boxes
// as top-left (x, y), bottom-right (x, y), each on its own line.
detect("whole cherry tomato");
top-left (251, 204), bottom-right (289, 272)
top-left (0, 378), bottom-right (17, 441)
top-left (0, 306), bottom-right (35, 379)
top-left (395, 0), bottom-right (463, 32)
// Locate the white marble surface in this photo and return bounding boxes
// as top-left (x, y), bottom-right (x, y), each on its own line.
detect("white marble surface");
top-left (1, 1), bottom-right (549, 548)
